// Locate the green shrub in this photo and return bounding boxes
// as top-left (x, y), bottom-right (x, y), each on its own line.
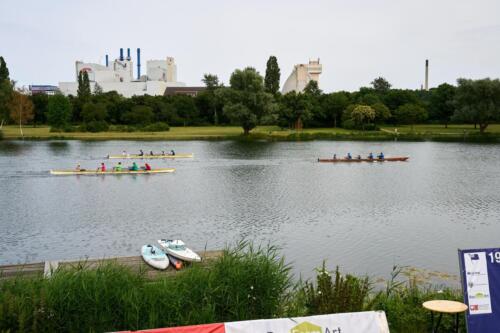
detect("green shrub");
top-left (82, 120), bottom-right (109, 132)
top-left (141, 122), bottom-right (170, 132)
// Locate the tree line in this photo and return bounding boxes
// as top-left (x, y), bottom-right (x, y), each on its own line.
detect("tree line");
top-left (1, 55), bottom-right (500, 135)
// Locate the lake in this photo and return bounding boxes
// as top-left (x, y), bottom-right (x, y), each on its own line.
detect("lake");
top-left (1, 140), bottom-right (499, 281)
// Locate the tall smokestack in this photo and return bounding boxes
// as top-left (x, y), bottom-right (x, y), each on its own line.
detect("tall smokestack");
top-left (127, 48), bottom-right (131, 60)
top-left (137, 48), bottom-right (141, 80)
top-left (120, 48), bottom-right (124, 61)
top-left (425, 59), bottom-right (429, 91)
top-left (105, 54), bottom-right (109, 67)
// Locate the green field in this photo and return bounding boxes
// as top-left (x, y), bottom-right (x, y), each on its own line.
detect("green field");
top-left (1, 124), bottom-right (500, 141)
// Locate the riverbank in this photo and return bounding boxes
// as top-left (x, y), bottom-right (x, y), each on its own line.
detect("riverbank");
top-left (0, 243), bottom-right (464, 333)
top-left (2, 124), bottom-right (500, 142)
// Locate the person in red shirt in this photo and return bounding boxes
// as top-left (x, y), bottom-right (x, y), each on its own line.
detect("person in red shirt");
top-left (99, 162), bottom-right (106, 172)
top-left (144, 163), bottom-right (151, 171)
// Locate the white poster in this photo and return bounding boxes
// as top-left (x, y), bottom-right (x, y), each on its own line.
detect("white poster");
top-left (464, 251), bottom-right (492, 315)
top-left (224, 311), bottom-right (389, 333)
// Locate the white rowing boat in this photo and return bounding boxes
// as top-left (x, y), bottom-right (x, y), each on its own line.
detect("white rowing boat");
top-left (50, 168), bottom-right (175, 175)
top-left (108, 153), bottom-right (193, 159)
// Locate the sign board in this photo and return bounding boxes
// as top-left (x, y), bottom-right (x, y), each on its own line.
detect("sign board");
top-left (116, 311), bottom-right (389, 333)
top-left (459, 248), bottom-right (500, 332)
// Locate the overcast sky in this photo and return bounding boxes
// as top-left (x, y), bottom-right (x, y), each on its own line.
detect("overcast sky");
top-left (1, 0), bottom-right (499, 92)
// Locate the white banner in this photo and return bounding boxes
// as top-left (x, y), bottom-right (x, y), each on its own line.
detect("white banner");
top-left (225, 311), bottom-right (389, 333)
top-left (463, 251), bottom-right (493, 315)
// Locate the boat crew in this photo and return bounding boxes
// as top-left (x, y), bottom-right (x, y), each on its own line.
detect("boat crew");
top-left (368, 152), bottom-right (374, 160)
top-left (139, 150), bottom-right (144, 157)
top-left (114, 162), bottom-right (123, 171)
top-left (170, 150), bottom-right (175, 156)
top-left (346, 153), bottom-right (352, 160)
top-left (377, 152), bottom-right (385, 160)
top-left (129, 162), bottom-right (139, 171)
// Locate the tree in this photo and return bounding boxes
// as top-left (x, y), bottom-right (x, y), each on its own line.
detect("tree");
top-left (279, 91), bottom-right (312, 129)
top-left (202, 74), bottom-right (220, 90)
top-left (350, 105), bottom-right (375, 130)
top-left (222, 67), bottom-right (273, 135)
top-left (172, 95), bottom-right (198, 126)
top-left (0, 56), bottom-right (13, 127)
top-left (31, 94), bottom-right (48, 126)
top-left (81, 102), bottom-right (107, 122)
top-left (321, 92), bottom-right (350, 128)
top-left (371, 102), bottom-right (391, 124)
top-left (122, 105), bottom-right (154, 126)
top-left (47, 94), bottom-right (72, 129)
top-left (93, 83), bottom-right (103, 95)
top-left (394, 103), bottom-right (427, 129)
top-left (201, 73), bottom-right (222, 124)
top-left (77, 70), bottom-right (91, 102)
top-left (264, 56), bottom-right (280, 95)
top-left (371, 77), bottom-right (391, 93)
top-left (303, 80), bottom-right (322, 96)
top-left (8, 91), bottom-right (34, 137)
top-left (453, 78), bottom-right (500, 133)
top-left (428, 83), bottom-right (456, 127)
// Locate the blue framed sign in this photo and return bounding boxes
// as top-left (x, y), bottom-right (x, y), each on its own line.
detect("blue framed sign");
top-left (458, 248), bottom-right (500, 332)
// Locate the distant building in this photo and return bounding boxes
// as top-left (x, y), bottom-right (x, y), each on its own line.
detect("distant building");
top-left (164, 86), bottom-right (206, 97)
top-left (29, 85), bottom-right (59, 95)
top-left (282, 59), bottom-right (322, 94)
top-left (59, 48), bottom-right (186, 98)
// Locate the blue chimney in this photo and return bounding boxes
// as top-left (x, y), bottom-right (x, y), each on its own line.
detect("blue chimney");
top-left (137, 48), bottom-right (141, 79)
top-left (120, 48), bottom-right (124, 61)
top-left (105, 54), bottom-right (109, 67)
top-left (127, 48), bottom-right (131, 60)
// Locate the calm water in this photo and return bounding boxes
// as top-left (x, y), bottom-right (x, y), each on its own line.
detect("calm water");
top-left (1, 140), bottom-right (499, 281)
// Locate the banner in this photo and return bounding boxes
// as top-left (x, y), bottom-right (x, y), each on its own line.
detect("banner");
top-left (115, 323), bottom-right (225, 333)
top-left (225, 311), bottom-right (389, 333)
top-left (459, 247), bottom-right (500, 332)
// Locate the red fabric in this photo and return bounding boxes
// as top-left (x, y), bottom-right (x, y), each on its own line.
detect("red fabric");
top-left (115, 323), bottom-right (225, 333)
top-left (101, 165), bottom-right (106, 171)
top-left (145, 164), bottom-right (151, 171)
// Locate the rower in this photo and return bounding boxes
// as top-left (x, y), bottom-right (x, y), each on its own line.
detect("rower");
top-left (98, 162), bottom-right (106, 172)
top-left (139, 149), bottom-right (144, 157)
top-left (333, 154), bottom-right (337, 160)
top-left (75, 163), bottom-right (81, 171)
top-left (122, 150), bottom-right (127, 156)
top-left (129, 162), bottom-right (139, 171)
top-left (150, 150), bottom-right (154, 156)
top-left (356, 154), bottom-right (362, 160)
top-left (378, 152), bottom-right (385, 160)
top-left (346, 153), bottom-right (352, 160)
top-left (161, 151), bottom-right (166, 156)
top-left (114, 162), bottom-right (123, 171)
top-left (170, 149), bottom-right (175, 156)
top-left (368, 152), bottom-right (374, 160)
top-left (144, 163), bottom-right (152, 171)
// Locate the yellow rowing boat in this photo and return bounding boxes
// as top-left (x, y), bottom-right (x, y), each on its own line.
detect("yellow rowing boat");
top-left (107, 153), bottom-right (193, 159)
top-left (50, 168), bottom-right (175, 175)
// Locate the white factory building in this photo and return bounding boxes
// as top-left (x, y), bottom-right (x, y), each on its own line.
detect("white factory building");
top-left (59, 48), bottom-right (185, 98)
top-left (282, 59), bottom-right (322, 94)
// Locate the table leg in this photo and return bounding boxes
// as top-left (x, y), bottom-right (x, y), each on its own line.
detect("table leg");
top-left (455, 313), bottom-right (459, 333)
top-left (434, 313), bottom-right (443, 333)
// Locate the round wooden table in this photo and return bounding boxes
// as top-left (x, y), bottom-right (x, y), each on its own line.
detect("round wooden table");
top-left (423, 300), bottom-right (468, 333)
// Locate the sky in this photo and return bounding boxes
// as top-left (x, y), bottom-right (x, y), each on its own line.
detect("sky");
top-left (1, 0), bottom-right (499, 92)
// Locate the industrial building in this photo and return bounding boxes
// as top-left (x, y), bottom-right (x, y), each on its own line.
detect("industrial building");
top-left (59, 48), bottom-right (186, 98)
top-left (29, 85), bottom-right (59, 95)
top-left (282, 59), bottom-right (322, 94)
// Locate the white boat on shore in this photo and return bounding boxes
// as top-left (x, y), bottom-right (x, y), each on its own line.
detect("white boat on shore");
top-left (158, 239), bottom-right (201, 262)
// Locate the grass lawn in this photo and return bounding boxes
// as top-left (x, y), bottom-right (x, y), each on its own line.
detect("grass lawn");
top-left (0, 125), bottom-right (356, 140)
top-left (381, 124), bottom-right (500, 134)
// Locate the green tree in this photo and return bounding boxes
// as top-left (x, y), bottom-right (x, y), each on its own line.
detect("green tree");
top-left (222, 67), bottom-right (273, 135)
top-left (453, 78), bottom-right (500, 133)
top-left (394, 103), bottom-right (428, 129)
top-left (428, 83), bottom-right (456, 127)
top-left (81, 102), bottom-right (107, 122)
top-left (122, 105), bottom-right (154, 126)
top-left (202, 73), bottom-right (220, 90)
top-left (31, 93), bottom-right (49, 126)
top-left (93, 83), bottom-right (103, 95)
top-left (201, 73), bottom-right (222, 124)
top-left (77, 71), bottom-right (91, 102)
top-left (47, 94), bottom-right (73, 129)
top-left (172, 95), bottom-right (199, 126)
top-left (8, 91), bottom-right (34, 137)
top-left (321, 92), bottom-right (350, 128)
top-left (279, 91), bottom-right (312, 129)
top-left (350, 105), bottom-right (375, 130)
top-left (371, 77), bottom-right (391, 93)
top-left (303, 80), bottom-right (322, 96)
top-left (0, 56), bottom-right (13, 127)
top-left (371, 102), bottom-right (391, 124)
top-left (264, 56), bottom-right (280, 95)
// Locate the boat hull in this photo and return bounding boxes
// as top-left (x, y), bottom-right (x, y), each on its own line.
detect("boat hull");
top-left (108, 154), bottom-right (193, 159)
top-left (50, 168), bottom-right (175, 175)
top-left (141, 245), bottom-right (169, 270)
top-left (318, 157), bottom-right (409, 163)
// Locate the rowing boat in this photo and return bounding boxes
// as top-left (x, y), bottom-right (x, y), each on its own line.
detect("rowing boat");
top-left (49, 168), bottom-right (175, 175)
top-left (318, 157), bottom-right (409, 163)
top-left (108, 153), bottom-right (193, 159)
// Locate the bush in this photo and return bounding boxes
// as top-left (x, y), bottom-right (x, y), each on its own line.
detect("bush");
top-left (141, 122), bottom-right (170, 132)
top-left (81, 120), bottom-right (109, 132)
top-left (0, 130), bottom-right (3, 140)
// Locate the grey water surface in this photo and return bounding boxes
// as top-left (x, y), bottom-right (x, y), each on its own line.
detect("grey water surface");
top-left (0, 140), bottom-right (499, 281)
